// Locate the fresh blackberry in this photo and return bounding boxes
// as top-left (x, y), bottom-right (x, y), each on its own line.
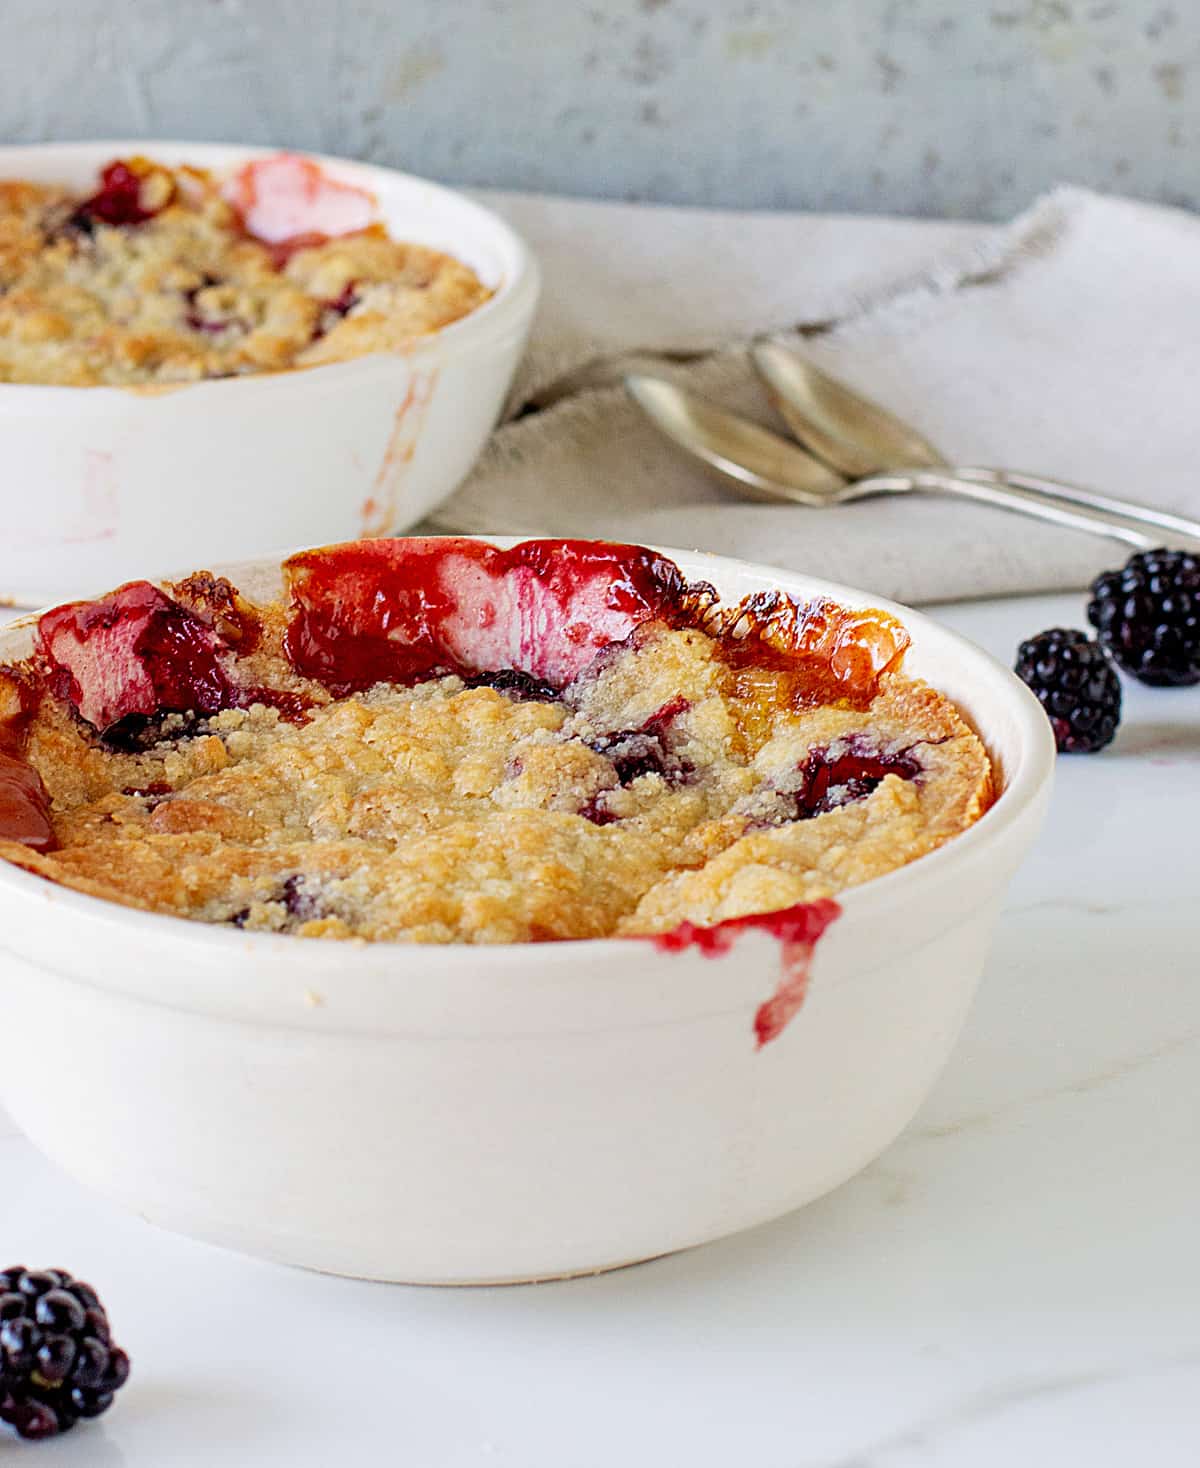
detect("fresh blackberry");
top-left (0, 1267), bottom-right (129, 1441)
top-left (1087, 548), bottom-right (1200, 686)
top-left (1015, 628), bottom-right (1121, 753)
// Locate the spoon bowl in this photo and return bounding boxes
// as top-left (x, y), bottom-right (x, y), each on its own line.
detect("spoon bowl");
top-left (750, 339), bottom-right (945, 476)
top-left (624, 374), bottom-right (844, 507)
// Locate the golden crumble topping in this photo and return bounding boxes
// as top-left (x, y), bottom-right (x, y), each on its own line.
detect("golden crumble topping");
top-left (0, 539), bottom-right (995, 943)
top-left (0, 155), bottom-right (491, 386)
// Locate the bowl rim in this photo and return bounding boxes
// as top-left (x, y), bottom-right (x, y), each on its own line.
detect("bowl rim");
top-left (0, 538), bottom-right (1057, 972)
top-left (0, 139), bottom-right (540, 401)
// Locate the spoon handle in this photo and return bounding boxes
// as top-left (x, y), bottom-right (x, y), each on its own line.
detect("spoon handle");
top-left (853, 469), bottom-right (1188, 552)
top-left (952, 466), bottom-right (1200, 543)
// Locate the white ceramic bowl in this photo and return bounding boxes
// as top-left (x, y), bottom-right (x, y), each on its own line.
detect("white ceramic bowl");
top-left (0, 545), bottom-right (1054, 1284)
top-left (0, 143), bottom-right (538, 606)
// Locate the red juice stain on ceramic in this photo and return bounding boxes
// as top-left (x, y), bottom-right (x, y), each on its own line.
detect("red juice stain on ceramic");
top-left (652, 898), bottom-right (842, 1048)
top-left (361, 371), bottom-right (438, 537)
top-left (60, 449), bottom-right (120, 546)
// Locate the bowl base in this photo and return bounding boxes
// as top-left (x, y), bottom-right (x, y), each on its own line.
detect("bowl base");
top-left (297, 1248), bottom-right (684, 1289)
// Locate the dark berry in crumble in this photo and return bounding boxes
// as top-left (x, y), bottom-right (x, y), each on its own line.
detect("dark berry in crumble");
top-left (464, 668), bottom-right (560, 702)
top-left (752, 738), bottom-right (922, 826)
top-left (120, 781), bottom-right (173, 804)
top-left (0, 1266), bottom-right (129, 1441)
top-left (183, 274), bottom-right (243, 336)
top-left (795, 742), bottom-right (920, 817)
top-left (578, 792), bottom-right (622, 826)
top-left (227, 875), bottom-right (327, 929)
top-left (281, 873), bottom-right (326, 923)
top-left (311, 279), bottom-right (361, 340)
top-left (587, 698), bottom-right (693, 788)
top-left (1015, 628), bottom-right (1121, 753)
top-left (101, 711), bottom-right (208, 753)
top-left (1087, 548), bottom-right (1200, 686)
top-left (324, 281), bottom-right (359, 316)
top-left (588, 728), bottom-right (676, 785)
top-left (73, 161), bottom-right (171, 228)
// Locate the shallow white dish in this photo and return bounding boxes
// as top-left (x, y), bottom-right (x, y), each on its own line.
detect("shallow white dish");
top-left (0, 143), bottom-right (539, 606)
top-left (0, 543), bottom-right (1054, 1284)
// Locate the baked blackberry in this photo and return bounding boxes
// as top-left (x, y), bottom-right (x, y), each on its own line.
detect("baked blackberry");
top-left (463, 668), bottom-right (560, 702)
top-left (0, 1267), bottom-right (130, 1441)
top-left (1015, 628), bottom-right (1122, 753)
top-left (1087, 548), bottom-right (1200, 686)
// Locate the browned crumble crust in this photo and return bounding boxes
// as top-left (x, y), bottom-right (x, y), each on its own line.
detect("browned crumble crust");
top-left (0, 158), bottom-right (491, 386)
top-left (0, 548), bottom-right (994, 944)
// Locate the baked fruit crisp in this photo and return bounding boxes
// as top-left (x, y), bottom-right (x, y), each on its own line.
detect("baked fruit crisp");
top-left (0, 539), bottom-right (994, 944)
top-left (0, 153), bottom-right (491, 385)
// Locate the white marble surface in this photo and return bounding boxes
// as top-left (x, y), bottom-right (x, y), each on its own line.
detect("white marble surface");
top-left (2, 591), bottom-right (1198, 1466)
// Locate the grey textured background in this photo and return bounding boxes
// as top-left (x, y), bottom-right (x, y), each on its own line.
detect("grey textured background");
top-left (2, 0), bottom-right (1197, 220)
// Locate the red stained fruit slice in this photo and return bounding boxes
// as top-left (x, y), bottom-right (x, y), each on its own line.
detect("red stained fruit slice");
top-left (225, 154), bottom-right (378, 249)
top-left (0, 750), bottom-right (55, 851)
top-left (283, 538), bottom-right (692, 693)
top-left (37, 582), bottom-right (234, 735)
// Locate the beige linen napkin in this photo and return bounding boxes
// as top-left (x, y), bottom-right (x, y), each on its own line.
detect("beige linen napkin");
top-left (436, 187), bottom-right (1200, 604)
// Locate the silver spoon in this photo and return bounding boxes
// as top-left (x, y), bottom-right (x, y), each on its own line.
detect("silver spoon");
top-left (750, 339), bottom-right (943, 477)
top-left (750, 339), bottom-right (1200, 544)
top-left (623, 375), bottom-right (843, 505)
top-left (626, 370), bottom-right (1200, 553)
